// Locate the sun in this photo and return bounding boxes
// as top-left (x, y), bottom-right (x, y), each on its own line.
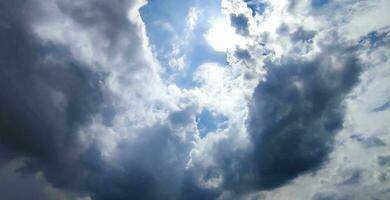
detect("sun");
top-left (206, 19), bottom-right (247, 52)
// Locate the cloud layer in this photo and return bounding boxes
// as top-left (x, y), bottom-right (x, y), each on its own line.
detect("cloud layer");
top-left (0, 0), bottom-right (389, 200)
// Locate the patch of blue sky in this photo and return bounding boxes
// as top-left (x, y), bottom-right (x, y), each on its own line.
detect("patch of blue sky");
top-left (244, 0), bottom-right (267, 16)
top-left (140, 0), bottom-right (191, 47)
top-left (140, 0), bottom-right (227, 89)
top-left (373, 101), bottom-right (390, 112)
top-left (196, 109), bottom-right (228, 138)
top-left (311, 0), bottom-right (330, 8)
top-left (365, 30), bottom-right (389, 47)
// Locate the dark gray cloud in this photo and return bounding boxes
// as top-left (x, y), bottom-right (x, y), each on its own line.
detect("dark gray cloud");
top-left (169, 106), bottom-right (197, 127)
top-left (350, 135), bottom-right (386, 148)
top-left (291, 27), bottom-right (316, 43)
top-left (1, 0), bottom-right (387, 199)
top-left (234, 49), bottom-right (252, 60)
top-left (0, 0), bottom-right (104, 167)
top-left (81, 124), bottom-right (196, 200)
top-left (373, 101), bottom-right (390, 112)
top-left (339, 169), bottom-right (365, 185)
top-left (179, 174), bottom-right (222, 200)
top-left (312, 192), bottom-right (352, 200)
top-left (0, 1), bottom-right (197, 199)
top-left (288, 0), bottom-right (299, 12)
top-left (216, 39), bottom-right (362, 192)
top-left (246, 45), bottom-right (361, 190)
top-left (0, 0), bottom-right (108, 197)
top-left (277, 23), bottom-right (290, 35)
top-left (378, 155), bottom-right (390, 167)
top-left (0, 159), bottom-right (80, 200)
top-left (230, 13), bottom-right (249, 36)
top-left (361, 136), bottom-right (386, 148)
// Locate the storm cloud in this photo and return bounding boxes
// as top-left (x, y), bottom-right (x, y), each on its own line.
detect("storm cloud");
top-left (0, 1), bottom-right (192, 199)
top-left (216, 41), bottom-right (363, 192)
top-left (0, 0), bottom-right (106, 196)
top-left (247, 47), bottom-right (361, 189)
top-left (0, 0), bottom-right (389, 199)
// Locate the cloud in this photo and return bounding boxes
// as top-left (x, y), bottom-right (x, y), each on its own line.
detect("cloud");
top-left (350, 135), bottom-right (386, 148)
top-left (221, 41), bottom-right (363, 191)
top-left (373, 101), bottom-right (390, 112)
top-left (0, 1), bottom-right (110, 198)
top-left (0, 0), bottom-right (104, 171)
top-left (186, 7), bottom-right (201, 31)
top-left (0, 0), bottom-right (195, 199)
top-left (230, 13), bottom-right (249, 36)
top-left (378, 155), bottom-right (390, 167)
top-left (1, 0), bottom-right (389, 199)
top-left (195, 0), bottom-right (390, 198)
top-left (81, 123), bottom-right (197, 200)
top-left (339, 168), bottom-right (365, 185)
top-left (312, 192), bottom-right (352, 200)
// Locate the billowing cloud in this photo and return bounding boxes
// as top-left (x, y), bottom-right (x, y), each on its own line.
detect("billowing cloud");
top-left (0, 0), bottom-right (389, 199)
top-left (188, 0), bottom-right (390, 198)
top-left (244, 43), bottom-right (362, 190)
top-left (0, 1), bottom-right (104, 195)
top-left (0, 0), bottom-right (192, 199)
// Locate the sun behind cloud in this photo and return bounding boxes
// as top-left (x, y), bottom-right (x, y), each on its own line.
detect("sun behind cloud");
top-left (206, 19), bottom-right (247, 52)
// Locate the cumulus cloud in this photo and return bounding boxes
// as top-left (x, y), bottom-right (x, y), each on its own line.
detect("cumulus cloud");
top-left (244, 43), bottom-right (362, 190)
top-left (230, 13), bottom-right (250, 36)
top-left (0, 0), bottom-right (389, 199)
top-left (188, 0), bottom-right (390, 198)
top-left (0, 0), bottom-right (194, 199)
top-left (0, 1), bottom-right (105, 195)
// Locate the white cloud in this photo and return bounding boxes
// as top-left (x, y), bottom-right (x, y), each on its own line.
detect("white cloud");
top-left (198, 0), bottom-right (390, 198)
top-left (24, 0), bottom-right (195, 167)
top-left (187, 7), bottom-right (202, 31)
top-left (1, 0), bottom-right (389, 199)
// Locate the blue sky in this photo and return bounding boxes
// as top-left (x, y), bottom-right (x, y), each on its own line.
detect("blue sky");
top-left (140, 0), bottom-right (227, 88)
top-left (0, 0), bottom-right (389, 200)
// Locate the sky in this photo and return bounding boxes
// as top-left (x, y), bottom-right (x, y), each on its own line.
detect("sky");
top-left (0, 0), bottom-right (389, 200)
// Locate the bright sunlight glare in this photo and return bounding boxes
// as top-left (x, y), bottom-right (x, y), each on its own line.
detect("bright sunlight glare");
top-left (206, 19), bottom-right (247, 52)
